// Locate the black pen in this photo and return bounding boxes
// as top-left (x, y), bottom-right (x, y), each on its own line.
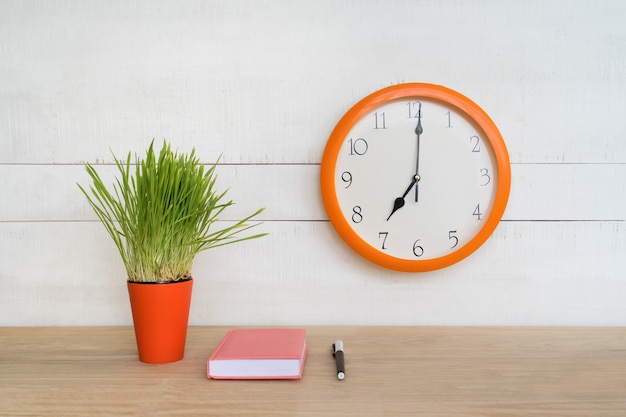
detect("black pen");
top-left (332, 340), bottom-right (345, 380)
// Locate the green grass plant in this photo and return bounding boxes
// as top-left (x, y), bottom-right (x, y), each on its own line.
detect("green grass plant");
top-left (78, 141), bottom-right (266, 283)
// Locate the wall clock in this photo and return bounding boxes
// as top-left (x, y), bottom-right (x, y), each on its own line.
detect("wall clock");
top-left (320, 83), bottom-right (511, 272)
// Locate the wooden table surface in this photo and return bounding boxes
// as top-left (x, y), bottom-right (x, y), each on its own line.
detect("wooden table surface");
top-left (1, 326), bottom-right (625, 416)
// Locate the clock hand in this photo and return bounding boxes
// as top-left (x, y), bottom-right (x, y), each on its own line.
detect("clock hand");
top-left (387, 105), bottom-right (424, 221)
top-left (414, 102), bottom-right (423, 202)
top-left (386, 175), bottom-right (419, 221)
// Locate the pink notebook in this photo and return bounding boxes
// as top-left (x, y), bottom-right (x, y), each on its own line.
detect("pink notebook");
top-left (207, 328), bottom-right (307, 379)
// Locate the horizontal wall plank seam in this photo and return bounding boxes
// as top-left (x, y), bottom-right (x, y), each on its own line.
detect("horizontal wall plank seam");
top-left (1, 219), bottom-right (624, 224)
top-left (1, 162), bottom-right (625, 167)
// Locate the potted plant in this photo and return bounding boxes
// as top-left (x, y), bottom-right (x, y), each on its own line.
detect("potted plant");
top-left (78, 140), bottom-right (266, 364)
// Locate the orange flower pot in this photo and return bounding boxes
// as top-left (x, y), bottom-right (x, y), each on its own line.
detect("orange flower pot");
top-left (127, 278), bottom-right (193, 364)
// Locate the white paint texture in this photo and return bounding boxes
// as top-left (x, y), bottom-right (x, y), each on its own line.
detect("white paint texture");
top-left (1, 0), bottom-right (625, 326)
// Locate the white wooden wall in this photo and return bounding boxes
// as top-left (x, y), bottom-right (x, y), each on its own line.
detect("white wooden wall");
top-left (1, 0), bottom-right (625, 326)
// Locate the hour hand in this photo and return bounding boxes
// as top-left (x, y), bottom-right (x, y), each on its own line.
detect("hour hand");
top-left (387, 175), bottom-right (419, 221)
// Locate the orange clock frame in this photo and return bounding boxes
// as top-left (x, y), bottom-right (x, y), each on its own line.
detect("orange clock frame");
top-left (320, 83), bottom-right (511, 272)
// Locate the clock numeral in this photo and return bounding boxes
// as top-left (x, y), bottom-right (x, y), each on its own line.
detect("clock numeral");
top-left (348, 138), bottom-right (368, 156)
top-left (407, 101), bottom-right (422, 118)
top-left (473, 204), bottom-right (483, 220)
top-left (480, 168), bottom-right (491, 186)
top-left (373, 112), bottom-right (387, 129)
top-left (351, 206), bottom-right (363, 223)
top-left (341, 171), bottom-right (353, 189)
top-left (379, 232), bottom-right (388, 250)
top-left (470, 135), bottom-right (481, 152)
top-left (446, 111), bottom-right (452, 128)
top-left (412, 239), bottom-right (424, 257)
top-left (449, 230), bottom-right (459, 249)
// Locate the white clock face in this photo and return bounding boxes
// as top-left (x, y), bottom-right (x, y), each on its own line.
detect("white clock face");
top-left (333, 98), bottom-right (498, 261)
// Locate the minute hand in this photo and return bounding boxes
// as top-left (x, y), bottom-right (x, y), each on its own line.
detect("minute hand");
top-left (414, 103), bottom-right (423, 202)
